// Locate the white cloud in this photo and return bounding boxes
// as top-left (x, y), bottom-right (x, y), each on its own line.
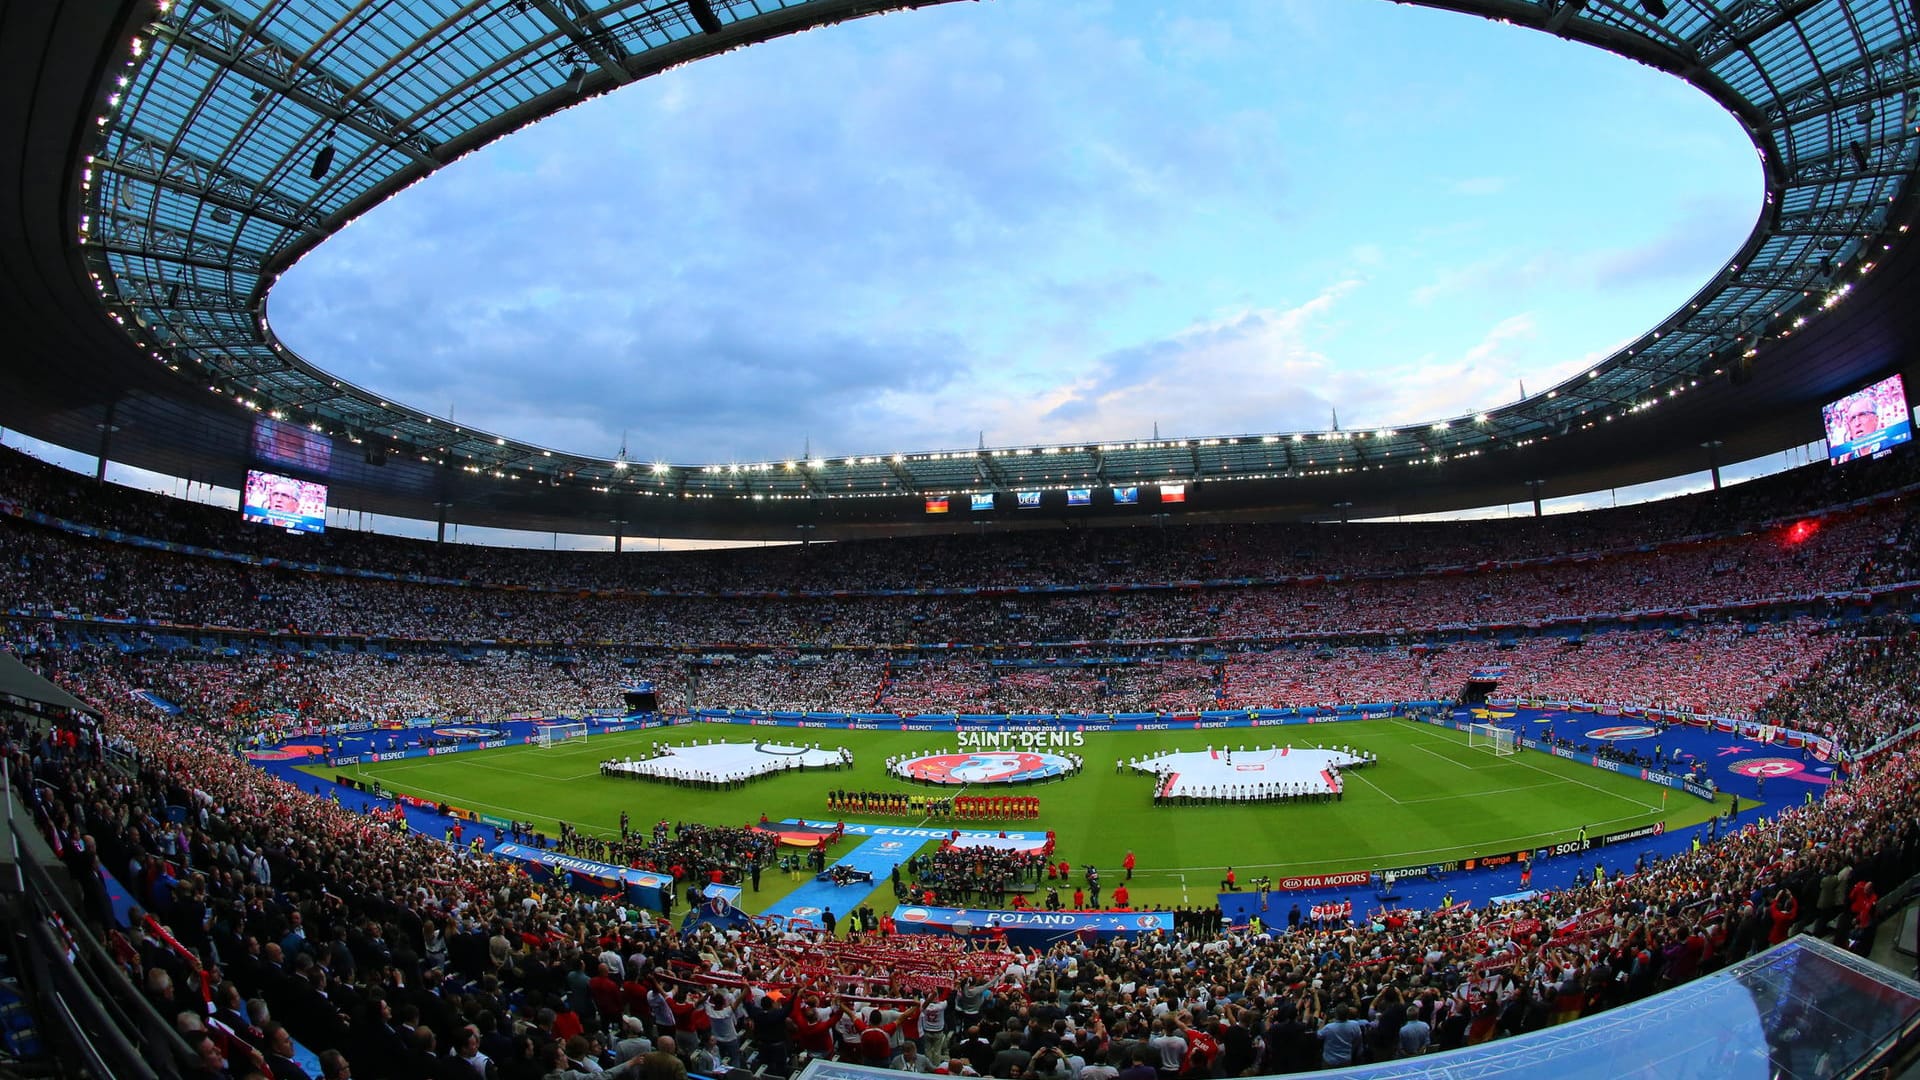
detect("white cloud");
top-left (918, 286), bottom-right (1595, 446)
top-left (992, 279), bottom-right (1364, 442)
top-left (267, 0), bottom-right (1757, 462)
top-left (1410, 252), bottom-right (1556, 307)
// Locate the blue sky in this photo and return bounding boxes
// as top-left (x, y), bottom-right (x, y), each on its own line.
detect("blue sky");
top-left (271, 0), bottom-right (1760, 466)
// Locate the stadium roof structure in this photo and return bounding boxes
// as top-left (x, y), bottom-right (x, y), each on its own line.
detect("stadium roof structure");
top-left (3, 0), bottom-right (1920, 539)
top-left (0, 652), bottom-right (99, 718)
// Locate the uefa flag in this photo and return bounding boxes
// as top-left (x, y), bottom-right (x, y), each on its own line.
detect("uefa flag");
top-left (970, 493), bottom-right (995, 511)
top-left (1112, 487), bottom-right (1138, 505)
top-left (1159, 484), bottom-right (1186, 504)
top-left (1017, 491), bottom-right (1042, 508)
top-left (925, 497), bottom-right (949, 514)
top-left (1067, 489), bottom-right (1091, 506)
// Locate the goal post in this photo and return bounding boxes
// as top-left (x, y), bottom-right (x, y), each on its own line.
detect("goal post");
top-left (1466, 723), bottom-right (1516, 757)
top-left (534, 722), bottom-right (589, 749)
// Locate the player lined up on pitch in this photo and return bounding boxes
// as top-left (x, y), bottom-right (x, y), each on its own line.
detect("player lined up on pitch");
top-left (824, 790), bottom-right (1041, 819)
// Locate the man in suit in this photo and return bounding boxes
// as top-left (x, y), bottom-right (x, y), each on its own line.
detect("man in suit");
top-left (261, 1023), bottom-right (312, 1080)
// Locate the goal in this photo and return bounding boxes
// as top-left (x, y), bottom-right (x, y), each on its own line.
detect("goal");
top-left (533, 722), bottom-right (589, 749)
top-left (1466, 723), bottom-right (1516, 757)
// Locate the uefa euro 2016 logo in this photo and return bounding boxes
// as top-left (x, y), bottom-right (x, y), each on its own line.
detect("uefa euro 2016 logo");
top-left (900, 752), bottom-right (1073, 784)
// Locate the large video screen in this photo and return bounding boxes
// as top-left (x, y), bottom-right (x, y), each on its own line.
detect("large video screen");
top-left (1823, 374), bottom-right (1911, 465)
top-left (242, 470), bottom-right (328, 533)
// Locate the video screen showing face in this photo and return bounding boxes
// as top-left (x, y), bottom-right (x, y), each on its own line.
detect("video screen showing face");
top-left (242, 470), bottom-right (328, 533)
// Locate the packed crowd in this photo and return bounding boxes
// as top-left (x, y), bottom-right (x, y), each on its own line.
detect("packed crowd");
top-left (1853, 497), bottom-right (1920, 587)
top-left (1212, 622), bottom-right (1836, 716)
top-left (129, 650), bottom-right (655, 737)
top-left (8, 442), bottom-right (1920, 1080)
top-left (872, 660), bottom-right (1220, 716)
top-left (6, 435), bottom-right (1920, 668)
top-left (3, 611), bottom-right (1901, 758)
top-left (6, 440), bottom-right (1918, 595)
top-left (4, 503), bottom-right (1906, 650)
top-left (529, 819), bottom-right (779, 897)
top-left (47, 614), bottom-right (1896, 742)
top-left (1751, 621), bottom-right (1920, 752)
top-left (905, 846), bottom-right (1063, 908)
top-left (10, 610), bottom-right (1918, 1080)
top-left (689, 655), bottom-right (876, 713)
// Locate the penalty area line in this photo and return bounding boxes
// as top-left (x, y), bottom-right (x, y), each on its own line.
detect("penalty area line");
top-left (1134, 809), bottom-right (1663, 875)
top-left (1342, 769), bottom-right (1404, 805)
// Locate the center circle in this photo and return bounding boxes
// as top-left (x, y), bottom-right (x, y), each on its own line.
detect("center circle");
top-left (895, 752), bottom-right (1075, 785)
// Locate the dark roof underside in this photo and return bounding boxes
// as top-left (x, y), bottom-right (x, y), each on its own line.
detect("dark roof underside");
top-left (1, 0), bottom-right (1917, 540)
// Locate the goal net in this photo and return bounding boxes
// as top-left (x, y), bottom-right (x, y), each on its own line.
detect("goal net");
top-left (534, 722), bottom-right (589, 749)
top-left (1466, 723), bottom-right (1516, 757)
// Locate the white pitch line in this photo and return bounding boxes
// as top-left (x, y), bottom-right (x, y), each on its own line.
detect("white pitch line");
top-left (1342, 769), bottom-right (1404, 805)
top-left (346, 779), bottom-right (547, 822)
top-left (1398, 722), bottom-right (1658, 810)
top-left (1503, 750), bottom-right (1665, 812)
top-left (457, 758), bottom-right (569, 781)
top-left (1392, 781), bottom-right (1564, 806)
top-left (1403, 741), bottom-right (1512, 771)
top-left (1133, 809), bottom-right (1662, 875)
top-left (915, 783), bottom-right (969, 830)
top-left (1426, 725), bottom-right (1663, 809)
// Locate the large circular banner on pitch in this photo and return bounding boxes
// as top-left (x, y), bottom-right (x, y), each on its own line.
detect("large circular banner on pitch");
top-left (1728, 757), bottom-right (1808, 779)
top-left (1585, 725), bottom-right (1660, 741)
top-left (901, 751), bottom-right (1074, 784)
top-left (433, 726), bottom-right (504, 739)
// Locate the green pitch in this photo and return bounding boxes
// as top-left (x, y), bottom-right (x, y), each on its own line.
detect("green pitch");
top-left (306, 719), bottom-right (1723, 914)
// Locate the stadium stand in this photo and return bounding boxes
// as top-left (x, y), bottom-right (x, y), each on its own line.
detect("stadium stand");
top-left (11, 645), bottom-right (1920, 1079)
top-left (4, 441), bottom-right (1920, 1078)
top-left (7, 0), bottom-right (1920, 1072)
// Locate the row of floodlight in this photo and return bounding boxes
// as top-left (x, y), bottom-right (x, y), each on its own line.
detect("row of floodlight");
top-left (76, 0), bottom-right (1917, 506)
